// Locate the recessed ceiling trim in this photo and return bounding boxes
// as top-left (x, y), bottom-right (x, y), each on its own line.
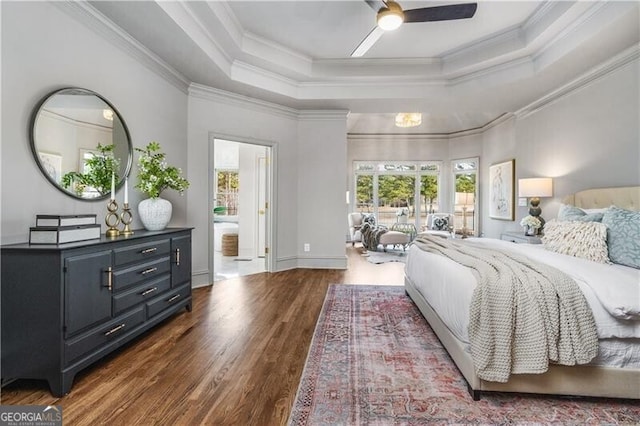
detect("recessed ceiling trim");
top-left (207, 1), bottom-right (244, 48)
top-left (298, 110), bottom-right (350, 121)
top-left (156, 1), bottom-right (233, 75)
top-left (189, 83), bottom-right (299, 120)
top-left (532, 0), bottom-right (629, 71)
top-left (243, 32), bottom-right (313, 76)
top-left (231, 61), bottom-right (300, 98)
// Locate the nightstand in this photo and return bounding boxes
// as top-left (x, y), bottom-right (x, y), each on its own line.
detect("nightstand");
top-left (500, 231), bottom-right (542, 244)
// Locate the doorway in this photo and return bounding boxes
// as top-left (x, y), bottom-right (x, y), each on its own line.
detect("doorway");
top-left (209, 137), bottom-right (273, 282)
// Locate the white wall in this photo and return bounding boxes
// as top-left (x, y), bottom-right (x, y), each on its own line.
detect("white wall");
top-left (297, 114), bottom-right (349, 269)
top-left (481, 58), bottom-right (640, 238)
top-left (188, 88), bottom-right (349, 285)
top-left (1, 2), bottom-right (188, 244)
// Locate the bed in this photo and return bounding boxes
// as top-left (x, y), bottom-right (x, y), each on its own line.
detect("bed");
top-left (404, 186), bottom-right (640, 400)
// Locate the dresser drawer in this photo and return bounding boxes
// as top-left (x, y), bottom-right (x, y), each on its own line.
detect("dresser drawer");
top-left (65, 307), bottom-right (145, 364)
top-left (112, 276), bottom-right (171, 316)
top-left (146, 283), bottom-right (191, 318)
top-left (112, 256), bottom-right (170, 291)
top-left (113, 239), bottom-right (171, 266)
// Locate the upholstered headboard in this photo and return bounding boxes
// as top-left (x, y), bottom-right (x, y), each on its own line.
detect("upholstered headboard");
top-left (561, 186), bottom-right (640, 212)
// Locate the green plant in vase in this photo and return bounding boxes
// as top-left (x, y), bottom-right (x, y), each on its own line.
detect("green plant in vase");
top-left (61, 143), bottom-right (120, 197)
top-left (135, 141), bottom-right (189, 231)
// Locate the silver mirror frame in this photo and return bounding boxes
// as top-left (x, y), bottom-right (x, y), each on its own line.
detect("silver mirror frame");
top-left (29, 87), bottom-right (133, 201)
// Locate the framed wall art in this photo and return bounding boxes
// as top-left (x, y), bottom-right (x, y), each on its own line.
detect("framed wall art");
top-left (38, 151), bottom-right (62, 184)
top-left (489, 159), bottom-right (515, 220)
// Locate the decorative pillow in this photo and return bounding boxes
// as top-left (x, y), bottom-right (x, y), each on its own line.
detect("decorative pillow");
top-left (557, 204), bottom-right (604, 222)
top-left (601, 206), bottom-right (640, 269)
top-left (541, 220), bottom-right (610, 264)
top-left (362, 214), bottom-right (376, 227)
top-left (432, 216), bottom-right (449, 231)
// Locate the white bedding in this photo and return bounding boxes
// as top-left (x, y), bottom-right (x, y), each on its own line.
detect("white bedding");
top-left (405, 238), bottom-right (640, 368)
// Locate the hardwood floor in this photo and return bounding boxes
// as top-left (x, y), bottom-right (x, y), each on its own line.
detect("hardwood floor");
top-left (0, 245), bottom-right (404, 425)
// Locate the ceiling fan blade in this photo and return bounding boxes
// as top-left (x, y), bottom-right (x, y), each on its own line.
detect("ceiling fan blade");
top-left (403, 3), bottom-right (477, 23)
top-left (351, 26), bottom-right (385, 57)
top-left (364, 0), bottom-right (387, 12)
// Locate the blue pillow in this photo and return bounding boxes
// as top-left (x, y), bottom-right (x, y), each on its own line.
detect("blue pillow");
top-left (602, 206), bottom-right (640, 269)
top-left (558, 204), bottom-right (604, 222)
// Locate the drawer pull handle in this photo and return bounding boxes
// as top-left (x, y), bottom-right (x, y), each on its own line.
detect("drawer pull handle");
top-left (141, 267), bottom-right (158, 275)
top-left (104, 323), bottom-right (125, 336)
top-left (141, 287), bottom-right (158, 296)
top-left (167, 294), bottom-right (181, 303)
top-left (104, 267), bottom-right (113, 291)
top-left (175, 248), bottom-right (181, 266)
top-left (141, 247), bottom-right (157, 254)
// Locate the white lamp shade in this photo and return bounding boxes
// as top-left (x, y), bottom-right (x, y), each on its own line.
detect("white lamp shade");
top-left (518, 178), bottom-right (553, 198)
top-left (455, 192), bottom-right (475, 205)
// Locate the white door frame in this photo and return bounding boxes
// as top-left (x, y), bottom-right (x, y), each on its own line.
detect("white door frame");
top-left (208, 132), bottom-right (277, 284)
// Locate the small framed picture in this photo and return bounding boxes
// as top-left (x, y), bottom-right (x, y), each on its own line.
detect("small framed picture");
top-left (38, 151), bottom-right (62, 184)
top-left (489, 159), bottom-right (515, 221)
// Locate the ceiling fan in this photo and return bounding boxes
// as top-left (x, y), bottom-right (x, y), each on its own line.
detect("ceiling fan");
top-left (351, 0), bottom-right (478, 57)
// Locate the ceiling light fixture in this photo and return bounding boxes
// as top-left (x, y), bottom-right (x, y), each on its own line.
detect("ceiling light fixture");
top-left (395, 113), bottom-right (422, 128)
top-left (377, 1), bottom-right (404, 31)
top-left (103, 109), bottom-right (114, 121)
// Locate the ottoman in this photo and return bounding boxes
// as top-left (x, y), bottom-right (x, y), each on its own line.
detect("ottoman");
top-left (378, 230), bottom-right (410, 251)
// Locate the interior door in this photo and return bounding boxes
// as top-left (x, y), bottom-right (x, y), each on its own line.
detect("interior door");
top-left (257, 156), bottom-right (267, 257)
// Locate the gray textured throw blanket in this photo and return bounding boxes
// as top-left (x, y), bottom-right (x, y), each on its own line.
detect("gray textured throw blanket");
top-left (412, 235), bottom-right (599, 382)
top-left (361, 222), bottom-right (388, 251)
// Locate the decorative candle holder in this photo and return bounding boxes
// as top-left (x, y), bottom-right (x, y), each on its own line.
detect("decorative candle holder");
top-left (105, 199), bottom-right (120, 238)
top-left (120, 203), bottom-right (134, 236)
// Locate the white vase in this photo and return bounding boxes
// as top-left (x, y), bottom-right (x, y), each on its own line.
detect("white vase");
top-left (138, 197), bottom-right (172, 231)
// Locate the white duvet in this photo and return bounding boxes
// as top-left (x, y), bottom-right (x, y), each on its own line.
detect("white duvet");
top-left (405, 238), bottom-right (640, 343)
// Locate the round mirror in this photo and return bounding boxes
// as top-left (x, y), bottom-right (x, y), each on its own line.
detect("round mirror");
top-left (30, 87), bottom-right (132, 200)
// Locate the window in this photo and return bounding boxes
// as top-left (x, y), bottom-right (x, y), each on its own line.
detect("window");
top-left (215, 170), bottom-right (239, 215)
top-left (452, 158), bottom-right (479, 236)
top-left (354, 161), bottom-right (441, 229)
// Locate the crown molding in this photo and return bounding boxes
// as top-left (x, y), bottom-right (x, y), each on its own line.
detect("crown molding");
top-left (188, 83), bottom-right (298, 120)
top-left (516, 43), bottom-right (639, 120)
top-left (298, 110), bottom-right (349, 121)
top-left (55, 1), bottom-right (189, 93)
top-left (157, 1), bottom-right (233, 75)
top-left (348, 133), bottom-right (451, 141)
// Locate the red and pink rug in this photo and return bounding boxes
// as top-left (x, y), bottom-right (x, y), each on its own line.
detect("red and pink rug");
top-left (289, 284), bottom-right (640, 425)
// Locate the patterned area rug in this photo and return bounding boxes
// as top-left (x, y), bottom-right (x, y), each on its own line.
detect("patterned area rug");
top-left (288, 285), bottom-right (640, 425)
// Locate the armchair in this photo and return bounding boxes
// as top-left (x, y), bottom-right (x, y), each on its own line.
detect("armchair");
top-left (423, 213), bottom-right (455, 238)
top-left (348, 212), bottom-right (377, 246)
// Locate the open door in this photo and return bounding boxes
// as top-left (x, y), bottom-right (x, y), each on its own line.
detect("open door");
top-left (257, 156), bottom-right (267, 257)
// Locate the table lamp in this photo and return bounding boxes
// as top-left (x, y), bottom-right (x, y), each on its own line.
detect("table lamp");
top-left (518, 178), bottom-right (553, 228)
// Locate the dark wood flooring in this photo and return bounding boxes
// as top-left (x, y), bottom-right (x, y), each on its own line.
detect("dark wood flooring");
top-left (1, 245), bottom-right (403, 425)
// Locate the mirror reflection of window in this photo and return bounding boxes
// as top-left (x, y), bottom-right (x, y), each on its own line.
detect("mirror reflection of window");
top-left (77, 149), bottom-right (101, 198)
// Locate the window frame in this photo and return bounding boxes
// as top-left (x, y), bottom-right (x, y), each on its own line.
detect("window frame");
top-left (353, 160), bottom-right (442, 230)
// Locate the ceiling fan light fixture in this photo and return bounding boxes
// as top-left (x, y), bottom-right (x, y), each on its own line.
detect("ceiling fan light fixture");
top-left (377, 1), bottom-right (404, 31)
top-left (395, 112), bottom-right (422, 128)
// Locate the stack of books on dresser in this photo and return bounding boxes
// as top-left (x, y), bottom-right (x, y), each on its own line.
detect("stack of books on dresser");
top-left (29, 214), bottom-right (101, 244)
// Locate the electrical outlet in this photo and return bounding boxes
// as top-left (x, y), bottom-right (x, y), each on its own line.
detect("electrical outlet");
top-left (304, 243), bottom-right (310, 252)
top-left (518, 197), bottom-right (528, 207)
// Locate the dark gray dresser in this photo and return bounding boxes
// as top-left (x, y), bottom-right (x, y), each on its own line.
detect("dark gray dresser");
top-left (1, 228), bottom-right (192, 396)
